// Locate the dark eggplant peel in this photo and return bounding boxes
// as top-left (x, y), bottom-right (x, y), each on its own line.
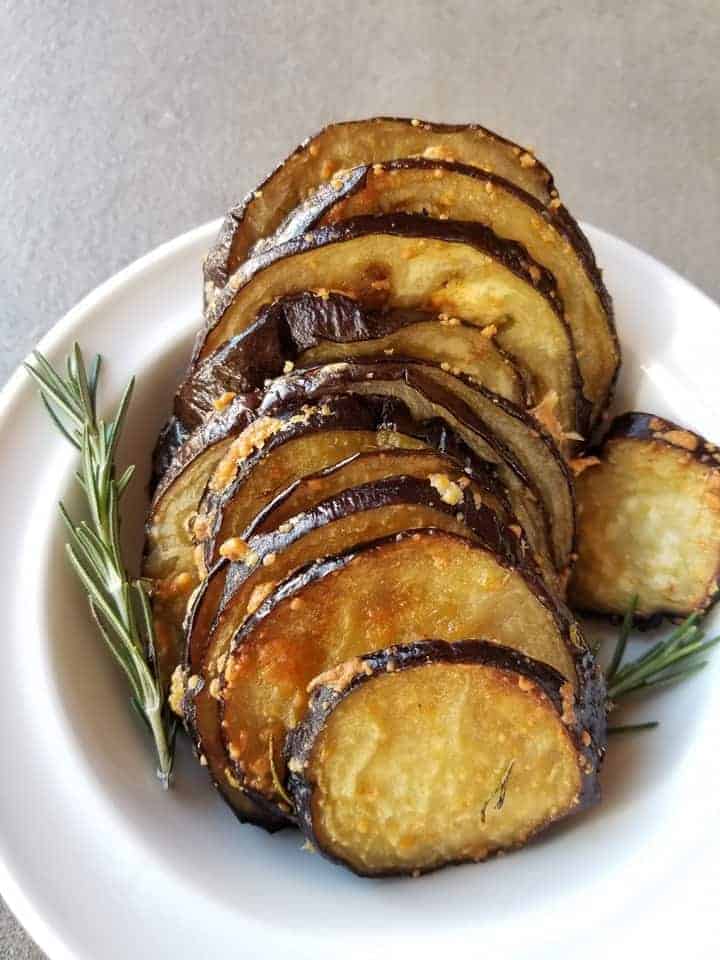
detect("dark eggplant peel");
top-left (216, 159), bottom-right (616, 429)
top-left (214, 529), bottom-right (597, 822)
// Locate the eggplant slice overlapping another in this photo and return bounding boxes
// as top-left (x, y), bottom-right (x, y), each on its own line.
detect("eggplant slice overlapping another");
top-left (203, 116), bottom-right (559, 297)
top-left (146, 117), bottom-right (623, 876)
top-left (175, 291), bottom-right (530, 431)
top-left (215, 159), bottom-right (617, 429)
top-left (180, 474), bottom-right (535, 827)
top-left (214, 529), bottom-right (601, 822)
top-left (146, 390), bottom-right (519, 679)
top-left (286, 641), bottom-right (604, 877)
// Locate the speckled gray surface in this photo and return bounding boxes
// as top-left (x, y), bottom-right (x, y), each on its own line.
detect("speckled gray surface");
top-left (1, 1), bottom-right (718, 955)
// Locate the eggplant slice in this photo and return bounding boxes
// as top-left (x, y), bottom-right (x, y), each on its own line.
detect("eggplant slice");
top-left (570, 412), bottom-right (720, 619)
top-left (218, 529), bottom-right (597, 819)
top-left (147, 391), bottom-right (515, 677)
top-left (244, 448), bottom-right (508, 538)
top-left (204, 117), bottom-right (558, 295)
top-left (259, 160), bottom-right (617, 428)
top-left (286, 640), bottom-right (605, 876)
top-left (182, 475), bottom-right (531, 824)
top-left (253, 361), bottom-right (574, 574)
top-left (198, 215), bottom-right (586, 444)
top-left (177, 291), bottom-right (528, 430)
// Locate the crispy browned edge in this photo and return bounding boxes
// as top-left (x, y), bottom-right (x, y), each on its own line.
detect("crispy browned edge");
top-left (203, 117), bottom-right (557, 292)
top-left (218, 527), bottom-right (602, 823)
top-left (250, 360), bottom-right (576, 571)
top-left (243, 447), bottom-right (509, 539)
top-left (258, 157), bottom-right (617, 426)
top-left (284, 639), bottom-right (606, 877)
top-left (573, 411), bottom-right (720, 626)
top-left (199, 212), bottom-right (574, 371)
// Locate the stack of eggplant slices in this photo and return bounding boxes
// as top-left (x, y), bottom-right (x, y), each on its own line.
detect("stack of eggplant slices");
top-left (147, 117), bottom-right (720, 877)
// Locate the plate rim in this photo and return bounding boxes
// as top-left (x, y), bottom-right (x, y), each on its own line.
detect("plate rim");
top-left (1, 218), bottom-right (719, 960)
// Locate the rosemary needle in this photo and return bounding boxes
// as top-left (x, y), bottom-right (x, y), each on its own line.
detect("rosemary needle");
top-left (26, 344), bottom-right (176, 787)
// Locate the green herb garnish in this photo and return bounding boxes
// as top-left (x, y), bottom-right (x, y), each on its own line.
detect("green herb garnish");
top-left (604, 597), bottom-right (719, 733)
top-left (26, 345), bottom-right (175, 786)
top-left (607, 721), bottom-right (660, 735)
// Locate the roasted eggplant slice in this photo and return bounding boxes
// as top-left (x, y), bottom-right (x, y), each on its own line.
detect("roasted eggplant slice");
top-left (203, 117), bottom-right (558, 294)
top-left (198, 215), bottom-right (586, 442)
top-left (286, 640), bottom-right (605, 876)
top-left (570, 412), bottom-right (720, 619)
top-left (218, 529), bottom-right (597, 817)
top-left (177, 291), bottom-right (528, 429)
top-left (193, 390), bottom-right (524, 568)
top-left (244, 448), bottom-right (508, 538)
top-left (254, 361), bottom-right (574, 574)
top-left (256, 160), bottom-right (617, 427)
top-left (184, 476), bottom-right (531, 823)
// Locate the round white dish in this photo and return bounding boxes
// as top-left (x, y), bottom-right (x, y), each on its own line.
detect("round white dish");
top-left (0, 222), bottom-right (718, 959)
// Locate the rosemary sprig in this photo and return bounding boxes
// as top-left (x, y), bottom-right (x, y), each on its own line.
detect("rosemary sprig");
top-left (26, 344), bottom-right (176, 787)
top-left (604, 596), bottom-right (719, 734)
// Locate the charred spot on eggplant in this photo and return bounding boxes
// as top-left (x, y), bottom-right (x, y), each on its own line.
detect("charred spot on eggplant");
top-left (176, 291), bottom-right (529, 430)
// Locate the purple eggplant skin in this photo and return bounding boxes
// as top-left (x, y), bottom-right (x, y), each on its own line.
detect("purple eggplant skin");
top-left (175, 291), bottom-right (529, 431)
top-left (157, 210), bottom-right (586, 479)
top-left (195, 390), bottom-right (517, 564)
top-left (604, 411), bottom-right (720, 466)
top-left (284, 639), bottom-right (606, 878)
top-left (149, 396), bottom-right (256, 503)
top-left (219, 527), bottom-right (604, 825)
top-left (268, 157), bottom-right (618, 431)
top-left (252, 359), bottom-right (575, 572)
top-left (243, 446), bottom-right (504, 540)
top-left (573, 411), bottom-right (720, 628)
top-left (202, 116), bottom-right (559, 293)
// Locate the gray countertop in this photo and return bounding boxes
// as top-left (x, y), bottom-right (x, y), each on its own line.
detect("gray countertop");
top-left (1, 1), bottom-right (718, 955)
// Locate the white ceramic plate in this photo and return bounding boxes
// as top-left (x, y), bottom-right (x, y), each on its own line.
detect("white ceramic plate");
top-left (1, 222), bottom-right (719, 960)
